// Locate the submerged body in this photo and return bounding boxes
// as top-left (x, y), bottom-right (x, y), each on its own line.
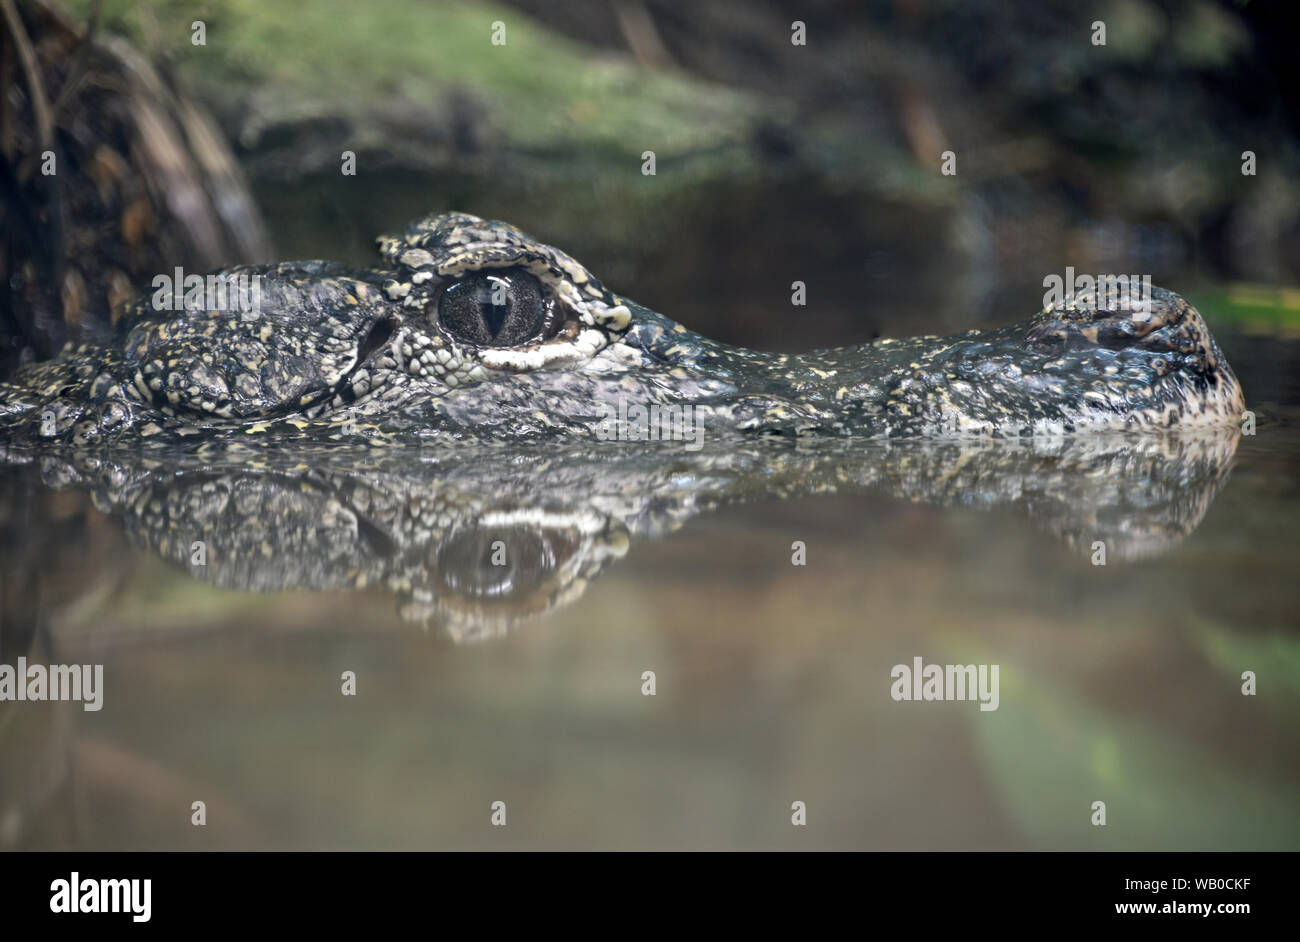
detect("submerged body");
top-left (0, 213), bottom-right (1245, 448)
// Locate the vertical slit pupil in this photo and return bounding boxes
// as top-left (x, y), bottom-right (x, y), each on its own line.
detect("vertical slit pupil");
top-left (438, 269), bottom-right (552, 347)
top-left (482, 275), bottom-right (511, 339)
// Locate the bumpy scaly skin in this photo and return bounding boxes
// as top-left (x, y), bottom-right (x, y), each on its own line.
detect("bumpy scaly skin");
top-left (0, 212), bottom-right (1246, 448)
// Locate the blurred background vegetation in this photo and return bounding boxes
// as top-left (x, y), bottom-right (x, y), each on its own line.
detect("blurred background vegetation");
top-left (47, 0), bottom-right (1300, 350)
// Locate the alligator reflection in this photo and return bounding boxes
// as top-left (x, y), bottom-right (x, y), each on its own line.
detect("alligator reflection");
top-left (5, 430), bottom-right (1238, 641)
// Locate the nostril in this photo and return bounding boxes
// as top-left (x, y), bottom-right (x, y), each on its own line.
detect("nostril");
top-left (1024, 325), bottom-right (1066, 355)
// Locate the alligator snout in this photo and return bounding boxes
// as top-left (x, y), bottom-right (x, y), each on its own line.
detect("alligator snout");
top-left (1025, 286), bottom-right (1204, 357)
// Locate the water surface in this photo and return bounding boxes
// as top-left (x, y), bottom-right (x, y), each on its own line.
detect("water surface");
top-left (1, 323), bottom-right (1296, 851)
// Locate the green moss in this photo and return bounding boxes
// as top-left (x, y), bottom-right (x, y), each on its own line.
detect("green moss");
top-left (64, 0), bottom-right (763, 169)
top-left (1190, 284), bottom-right (1300, 331)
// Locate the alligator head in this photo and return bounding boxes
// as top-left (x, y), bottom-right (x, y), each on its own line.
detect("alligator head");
top-left (0, 212), bottom-right (1245, 448)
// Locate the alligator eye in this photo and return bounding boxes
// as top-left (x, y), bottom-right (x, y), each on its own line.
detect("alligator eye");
top-left (436, 269), bottom-right (560, 347)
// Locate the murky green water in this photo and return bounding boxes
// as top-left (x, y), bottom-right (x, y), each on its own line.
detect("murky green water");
top-left (1, 318), bottom-right (1297, 851)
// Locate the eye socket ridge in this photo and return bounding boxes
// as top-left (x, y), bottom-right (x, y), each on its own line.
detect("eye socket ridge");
top-left (435, 268), bottom-right (563, 348)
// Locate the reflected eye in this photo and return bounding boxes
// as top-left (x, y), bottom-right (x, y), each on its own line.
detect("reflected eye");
top-left (434, 526), bottom-right (579, 602)
top-left (436, 269), bottom-right (560, 347)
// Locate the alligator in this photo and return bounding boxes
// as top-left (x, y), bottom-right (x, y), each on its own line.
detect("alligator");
top-left (0, 212), bottom-right (1245, 449)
